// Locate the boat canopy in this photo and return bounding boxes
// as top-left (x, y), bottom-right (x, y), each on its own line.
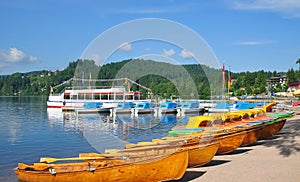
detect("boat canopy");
top-left (116, 102), bottom-right (135, 109)
top-left (215, 102), bottom-right (233, 109)
top-left (160, 102), bottom-right (177, 109)
top-left (181, 102), bottom-right (199, 109)
top-left (136, 102), bottom-right (156, 109)
top-left (83, 102), bottom-right (103, 109)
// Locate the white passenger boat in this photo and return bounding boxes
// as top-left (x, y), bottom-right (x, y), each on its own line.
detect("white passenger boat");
top-left (47, 78), bottom-right (152, 109)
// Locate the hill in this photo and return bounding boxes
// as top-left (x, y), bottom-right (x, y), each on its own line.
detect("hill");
top-left (0, 59), bottom-right (292, 98)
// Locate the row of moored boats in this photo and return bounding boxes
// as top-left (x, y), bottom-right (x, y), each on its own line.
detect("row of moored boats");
top-left (14, 102), bottom-right (294, 182)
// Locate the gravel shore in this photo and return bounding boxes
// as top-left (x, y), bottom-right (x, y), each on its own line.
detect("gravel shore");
top-left (173, 115), bottom-right (300, 182)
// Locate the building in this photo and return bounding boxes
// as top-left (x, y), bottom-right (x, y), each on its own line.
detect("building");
top-left (266, 75), bottom-right (287, 87)
top-left (288, 81), bottom-right (300, 92)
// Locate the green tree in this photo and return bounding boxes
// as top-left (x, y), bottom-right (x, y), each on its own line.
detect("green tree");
top-left (296, 58), bottom-right (300, 70)
top-left (287, 68), bottom-right (296, 82)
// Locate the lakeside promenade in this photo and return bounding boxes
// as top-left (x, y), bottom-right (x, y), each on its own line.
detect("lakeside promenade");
top-left (173, 114), bottom-right (300, 182)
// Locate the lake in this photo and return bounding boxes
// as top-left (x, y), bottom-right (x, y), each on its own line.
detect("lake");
top-left (0, 96), bottom-right (198, 181)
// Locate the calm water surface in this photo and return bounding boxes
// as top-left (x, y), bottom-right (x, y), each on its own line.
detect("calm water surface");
top-left (0, 97), bottom-right (197, 181)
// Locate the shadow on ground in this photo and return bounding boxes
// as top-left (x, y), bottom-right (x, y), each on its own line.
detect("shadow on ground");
top-left (169, 171), bottom-right (206, 182)
top-left (261, 119), bottom-right (300, 157)
top-left (217, 148), bottom-right (252, 156)
top-left (201, 159), bottom-right (231, 167)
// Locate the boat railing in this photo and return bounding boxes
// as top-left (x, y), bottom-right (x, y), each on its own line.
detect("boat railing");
top-left (65, 86), bottom-right (126, 90)
top-left (55, 86), bottom-right (127, 94)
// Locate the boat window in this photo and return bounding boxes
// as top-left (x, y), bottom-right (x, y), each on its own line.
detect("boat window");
top-left (101, 94), bottom-right (108, 100)
top-left (125, 95), bottom-right (133, 100)
top-left (94, 94), bottom-right (100, 100)
top-left (134, 94), bottom-right (140, 100)
top-left (109, 94), bottom-right (114, 100)
top-left (64, 94), bottom-right (70, 100)
top-left (72, 95), bottom-right (78, 100)
top-left (78, 94), bottom-right (84, 100)
top-left (116, 94), bottom-right (124, 100)
top-left (86, 94), bottom-right (93, 100)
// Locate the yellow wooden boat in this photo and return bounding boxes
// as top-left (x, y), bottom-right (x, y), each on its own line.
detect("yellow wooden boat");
top-left (214, 131), bottom-right (246, 154)
top-left (177, 115), bottom-right (248, 153)
top-left (241, 126), bottom-right (263, 146)
top-left (258, 119), bottom-right (286, 139)
top-left (186, 142), bottom-right (220, 167)
top-left (105, 136), bottom-right (219, 168)
top-left (14, 149), bottom-right (188, 182)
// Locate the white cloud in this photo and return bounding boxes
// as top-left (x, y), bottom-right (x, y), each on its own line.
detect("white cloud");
top-left (235, 40), bottom-right (277, 46)
top-left (0, 47), bottom-right (38, 68)
top-left (162, 48), bottom-right (175, 56)
top-left (29, 56), bottom-right (38, 62)
top-left (231, 0), bottom-right (300, 18)
top-left (1, 47), bottom-right (26, 63)
top-left (179, 49), bottom-right (194, 59)
top-left (118, 42), bottom-right (133, 51)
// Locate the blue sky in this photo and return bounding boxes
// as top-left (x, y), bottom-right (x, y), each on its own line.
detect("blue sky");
top-left (0, 0), bottom-right (300, 75)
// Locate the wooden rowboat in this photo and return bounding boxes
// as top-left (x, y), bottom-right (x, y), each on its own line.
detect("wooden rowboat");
top-left (214, 131), bottom-right (246, 154)
top-left (14, 149), bottom-right (188, 182)
top-left (105, 136), bottom-right (219, 168)
top-left (258, 119), bottom-right (286, 140)
top-left (241, 126), bottom-right (263, 146)
top-left (186, 142), bottom-right (220, 167)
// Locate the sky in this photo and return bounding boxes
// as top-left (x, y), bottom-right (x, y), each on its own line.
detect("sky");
top-left (0, 0), bottom-right (300, 75)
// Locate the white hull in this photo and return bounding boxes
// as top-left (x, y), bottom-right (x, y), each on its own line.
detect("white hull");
top-left (159, 108), bottom-right (178, 114)
top-left (181, 108), bottom-right (204, 113)
top-left (47, 87), bottom-right (150, 109)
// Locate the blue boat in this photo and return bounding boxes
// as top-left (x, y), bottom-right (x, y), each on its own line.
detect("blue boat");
top-left (208, 102), bottom-right (233, 113)
top-left (234, 102), bottom-right (256, 110)
top-left (83, 102), bottom-right (103, 109)
top-left (159, 102), bottom-right (177, 114)
top-left (115, 102), bottom-right (135, 114)
top-left (135, 102), bottom-right (156, 114)
top-left (76, 102), bottom-right (111, 114)
top-left (181, 101), bottom-right (203, 114)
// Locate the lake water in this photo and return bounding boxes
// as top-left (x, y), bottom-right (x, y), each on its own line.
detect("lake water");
top-left (0, 97), bottom-right (198, 181)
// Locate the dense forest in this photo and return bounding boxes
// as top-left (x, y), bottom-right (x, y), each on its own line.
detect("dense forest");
top-left (0, 59), bottom-right (297, 99)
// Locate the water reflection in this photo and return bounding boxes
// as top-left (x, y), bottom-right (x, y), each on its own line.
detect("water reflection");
top-left (47, 109), bottom-right (197, 153)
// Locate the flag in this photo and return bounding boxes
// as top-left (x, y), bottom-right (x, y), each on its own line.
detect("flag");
top-left (222, 63), bottom-right (225, 85)
top-left (228, 65), bottom-right (232, 90)
top-left (228, 74), bottom-right (232, 90)
top-left (50, 86), bottom-right (53, 95)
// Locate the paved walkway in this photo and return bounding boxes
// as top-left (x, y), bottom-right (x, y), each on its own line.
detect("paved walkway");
top-left (173, 115), bottom-right (300, 182)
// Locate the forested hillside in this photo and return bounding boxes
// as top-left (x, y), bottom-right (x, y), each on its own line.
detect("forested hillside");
top-left (0, 59), bottom-right (295, 98)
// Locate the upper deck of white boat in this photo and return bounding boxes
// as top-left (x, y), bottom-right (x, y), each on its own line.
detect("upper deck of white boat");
top-left (62, 86), bottom-right (141, 95)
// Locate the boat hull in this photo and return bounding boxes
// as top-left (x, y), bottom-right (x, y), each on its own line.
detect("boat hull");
top-left (187, 142), bottom-right (219, 167)
top-left (159, 108), bottom-right (178, 114)
top-left (241, 127), bottom-right (263, 146)
top-left (135, 108), bottom-right (155, 114)
top-left (14, 150), bottom-right (188, 182)
top-left (124, 137), bottom-right (219, 168)
top-left (215, 131), bottom-right (246, 154)
top-left (75, 108), bottom-right (111, 114)
top-left (258, 119), bottom-right (286, 140)
top-left (115, 109), bottom-right (132, 114)
top-left (181, 108), bottom-right (204, 114)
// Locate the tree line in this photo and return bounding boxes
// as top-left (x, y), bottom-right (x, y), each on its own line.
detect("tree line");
top-left (0, 59), bottom-right (297, 98)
